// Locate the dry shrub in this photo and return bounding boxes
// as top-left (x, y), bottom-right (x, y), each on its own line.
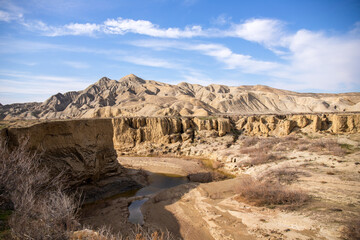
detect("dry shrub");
top-left (240, 146), bottom-right (259, 155)
top-left (342, 218), bottom-right (360, 240)
top-left (306, 139), bottom-right (345, 156)
top-left (282, 135), bottom-right (299, 142)
top-left (261, 166), bottom-right (307, 184)
top-left (235, 176), bottom-right (309, 206)
top-left (248, 152), bottom-right (280, 165)
top-left (0, 138), bottom-right (79, 239)
top-left (241, 136), bottom-right (259, 147)
top-left (297, 144), bottom-right (309, 151)
top-left (257, 138), bottom-right (280, 151)
top-left (72, 225), bottom-right (176, 240)
top-left (274, 144), bottom-right (288, 152)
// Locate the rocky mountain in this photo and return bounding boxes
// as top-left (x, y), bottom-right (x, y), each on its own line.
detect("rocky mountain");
top-left (1, 74), bottom-right (360, 120)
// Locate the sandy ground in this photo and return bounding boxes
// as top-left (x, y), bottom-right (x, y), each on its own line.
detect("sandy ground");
top-left (118, 156), bottom-right (208, 176)
top-left (140, 136), bottom-right (360, 240)
top-left (81, 135), bottom-right (360, 240)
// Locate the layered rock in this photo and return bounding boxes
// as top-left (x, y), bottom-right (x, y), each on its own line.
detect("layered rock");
top-left (1, 119), bottom-right (121, 186)
top-left (1, 113), bottom-right (359, 185)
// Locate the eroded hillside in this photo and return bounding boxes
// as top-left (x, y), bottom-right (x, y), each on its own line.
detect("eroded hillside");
top-left (1, 74), bottom-right (359, 120)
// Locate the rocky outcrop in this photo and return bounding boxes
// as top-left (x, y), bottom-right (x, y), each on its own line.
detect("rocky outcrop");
top-left (1, 113), bottom-right (359, 184)
top-left (1, 119), bottom-right (121, 186)
top-left (234, 114), bottom-right (360, 136)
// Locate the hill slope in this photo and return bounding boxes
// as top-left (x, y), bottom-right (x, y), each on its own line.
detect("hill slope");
top-left (1, 74), bottom-right (359, 119)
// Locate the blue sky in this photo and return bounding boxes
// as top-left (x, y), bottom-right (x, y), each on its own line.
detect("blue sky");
top-left (0, 0), bottom-right (359, 104)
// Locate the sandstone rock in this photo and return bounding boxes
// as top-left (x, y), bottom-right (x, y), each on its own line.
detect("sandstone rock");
top-left (217, 118), bottom-right (231, 137)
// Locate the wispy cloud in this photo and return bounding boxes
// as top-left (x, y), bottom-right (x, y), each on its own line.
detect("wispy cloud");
top-left (0, 71), bottom-right (88, 83)
top-left (103, 18), bottom-right (204, 38)
top-left (130, 40), bottom-right (280, 73)
top-left (0, 9), bottom-right (23, 22)
top-left (120, 56), bottom-right (180, 69)
top-left (62, 61), bottom-right (90, 69)
top-left (1, 5), bottom-right (360, 92)
top-left (0, 71), bottom-right (90, 104)
top-left (0, 0), bottom-right (24, 22)
top-left (130, 20), bottom-right (360, 92)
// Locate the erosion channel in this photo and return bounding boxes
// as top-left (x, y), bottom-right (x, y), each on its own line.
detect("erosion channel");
top-left (1, 115), bottom-right (359, 239)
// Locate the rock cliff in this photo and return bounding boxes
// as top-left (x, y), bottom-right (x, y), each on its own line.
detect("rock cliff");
top-left (1, 119), bottom-right (121, 187)
top-left (2, 113), bottom-right (359, 157)
top-left (1, 113), bottom-right (358, 197)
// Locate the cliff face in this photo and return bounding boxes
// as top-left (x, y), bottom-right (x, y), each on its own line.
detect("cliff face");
top-left (1, 119), bottom-right (120, 186)
top-left (1, 113), bottom-right (359, 184)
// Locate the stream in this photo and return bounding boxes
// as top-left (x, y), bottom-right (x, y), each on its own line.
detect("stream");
top-left (127, 172), bottom-right (188, 225)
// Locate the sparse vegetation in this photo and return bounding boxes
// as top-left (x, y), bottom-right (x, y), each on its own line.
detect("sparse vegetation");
top-left (0, 138), bottom-right (79, 239)
top-left (71, 225), bottom-right (176, 240)
top-left (261, 166), bottom-right (306, 184)
top-left (241, 136), bottom-right (259, 147)
top-left (248, 152), bottom-right (280, 165)
top-left (235, 176), bottom-right (309, 206)
top-left (342, 218), bottom-right (360, 240)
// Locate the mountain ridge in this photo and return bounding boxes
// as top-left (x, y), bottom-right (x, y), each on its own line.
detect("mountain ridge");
top-left (1, 74), bottom-right (360, 120)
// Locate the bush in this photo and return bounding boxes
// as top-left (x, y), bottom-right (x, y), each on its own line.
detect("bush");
top-left (235, 176), bottom-right (309, 206)
top-left (260, 166), bottom-right (307, 184)
top-left (71, 225), bottom-right (176, 240)
top-left (248, 152), bottom-right (279, 165)
top-left (0, 138), bottom-right (79, 239)
top-left (342, 218), bottom-right (360, 240)
top-left (241, 137), bottom-right (259, 147)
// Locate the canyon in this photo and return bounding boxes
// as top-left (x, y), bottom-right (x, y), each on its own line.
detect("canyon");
top-left (1, 112), bottom-right (360, 239)
top-left (1, 75), bottom-right (360, 239)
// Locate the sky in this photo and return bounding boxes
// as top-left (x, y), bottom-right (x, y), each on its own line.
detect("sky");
top-left (0, 0), bottom-right (360, 104)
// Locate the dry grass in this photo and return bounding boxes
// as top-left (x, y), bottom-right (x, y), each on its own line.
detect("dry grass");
top-left (296, 138), bottom-right (345, 156)
top-left (248, 152), bottom-right (280, 165)
top-left (235, 176), bottom-right (309, 206)
top-left (260, 166), bottom-right (308, 184)
top-left (342, 218), bottom-right (360, 240)
top-left (241, 136), bottom-right (259, 147)
top-left (71, 225), bottom-right (176, 240)
top-left (0, 138), bottom-right (79, 239)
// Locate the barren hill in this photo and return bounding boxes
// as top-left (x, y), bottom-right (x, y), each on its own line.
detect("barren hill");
top-left (1, 74), bottom-right (359, 119)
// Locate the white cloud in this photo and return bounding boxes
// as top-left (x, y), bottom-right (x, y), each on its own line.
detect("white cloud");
top-left (103, 18), bottom-right (204, 38)
top-left (228, 18), bottom-right (286, 46)
top-left (0, 71), bottom-right (88, 83)
top-left (63, 61), bottom-right (90, 69)
top-left (21, 20), bottom-right (101, 36)
top-left (0, 9), bottom-right (23, 22)
top-left (0, 0), bottom-right (24, 22)
top-left (130, 40), bottom-right (280, 73)
top-left (121, 56), bottom-right (179, 69)
top-left (212, 14), bottom-right (231, 26)
top-left (270, 29), bottom-right (360, 91)
top-left (1, 9), bottom-right (359, 92)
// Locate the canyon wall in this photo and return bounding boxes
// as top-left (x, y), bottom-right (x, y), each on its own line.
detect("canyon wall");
top-left (0, 119), bottom-right (121, 186)
top-left (1, 113), bottom-right (359, 184)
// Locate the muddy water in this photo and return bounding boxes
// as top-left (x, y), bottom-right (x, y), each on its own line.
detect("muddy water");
top-left (128, 173), bottom-right (188, 225)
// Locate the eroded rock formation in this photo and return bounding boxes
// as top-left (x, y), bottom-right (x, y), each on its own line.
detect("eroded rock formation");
top-left (2, 113), bottom-right (359, 157)
top-left (1, 74), bottom-right (359, 120)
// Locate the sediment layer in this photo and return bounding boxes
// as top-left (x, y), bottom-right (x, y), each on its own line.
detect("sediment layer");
top-left (1, 113), bottom-right (359, 185)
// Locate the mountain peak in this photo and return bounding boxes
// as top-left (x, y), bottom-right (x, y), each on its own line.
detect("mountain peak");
top-left (95, 77), bottom-right (112, 85)
top-left (119, 74), bottom-right (146, 84)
